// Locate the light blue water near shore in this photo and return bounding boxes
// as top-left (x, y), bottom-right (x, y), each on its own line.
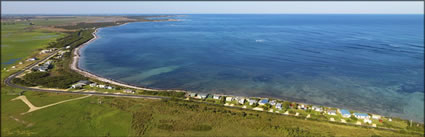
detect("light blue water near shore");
top-left (79, 14), bottom-right (424, 122)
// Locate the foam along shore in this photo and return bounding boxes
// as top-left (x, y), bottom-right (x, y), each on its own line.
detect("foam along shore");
top-left (70, 23), bottom-right (420, 124)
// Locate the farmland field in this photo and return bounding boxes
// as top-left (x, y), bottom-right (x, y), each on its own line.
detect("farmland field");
top-left (1, 21), bottom-right (64, 68)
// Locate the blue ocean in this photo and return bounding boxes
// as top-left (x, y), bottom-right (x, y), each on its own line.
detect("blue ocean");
top-left (79, 14), bottom-right (424, 122)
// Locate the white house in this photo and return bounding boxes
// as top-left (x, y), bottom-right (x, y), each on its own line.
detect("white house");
top-left (327, 110), bottom-right (337, 115)
top-left (269, 100), bottom-right (277, 106)
top-left (198, 93), bottom-right (208, 99)
top-left (225, 96), bottom-right (233, 102)
top-left (248, 99), bottom-right (257, 106)
top-left (106, 86), bottom-right (114, 90)
top-left (237, 97), bottom-right (245, 104)
top-left (353, 113), bottom-right (370, 119)
top-left (27, 57), bottom-right (37, 61)
top-left (189, 93), bottom-right (197, 98)
top-left (275, 103), bottom-right (282, 110)
top-left (372, 114), bottom-right (381, 120)
top-left (298, 104), bottom-right (307, 110)
top-left (98, 85), bottom-right (106, 89)
top-left (123, 89), bottom-right (135, 94)
top-left (71, 83), bottom-right (85, 89)
top-left (312, 106), bottom-right (323, 112)
top-left (213, 95), bottom-right (221, 100)
top-left (89, 83), bottom-right (97, 87)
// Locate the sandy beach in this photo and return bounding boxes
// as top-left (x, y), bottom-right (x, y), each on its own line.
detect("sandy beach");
top-left (70, 27), bottom-right (176, 92)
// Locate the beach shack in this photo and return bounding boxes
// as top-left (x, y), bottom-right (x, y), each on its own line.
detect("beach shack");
top-left (249, 99), bottom-right (258, 106)
top-left (275, 103), bottom-right (282, 110)
top-left (339, 109), bottom-right (351, 118)
top-left (225, 96), bottom-right (233, 102)
top-left (327, 110), bottom-right (337, 115)
top-left (354, 113), bottom-right (370, 119)
top-left (259, 99), bottom-right (269, 105)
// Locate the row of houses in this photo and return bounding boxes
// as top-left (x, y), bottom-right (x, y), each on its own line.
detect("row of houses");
top-left (70, 80), bottom-right (136, 94)
top-left (188, 92), bottom-right (384, 122)
top-left (32, 60), bottom-right (52, 72)
top-left (88, 82), bottom-right (115, 90)
top-left (71, 81), bottom-right (114, 89)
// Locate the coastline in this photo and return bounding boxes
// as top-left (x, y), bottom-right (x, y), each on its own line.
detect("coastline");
top-left (69, 22), bottom-right (421, 123)
top-left (71, 28), bottom-right (167, 92)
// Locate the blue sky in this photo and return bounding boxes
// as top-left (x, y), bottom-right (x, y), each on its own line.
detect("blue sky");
top-left (2, 2), bottom-right (423, 14)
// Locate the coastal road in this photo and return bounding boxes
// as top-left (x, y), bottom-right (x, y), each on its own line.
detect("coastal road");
top-left (4, 51), bottom-right (168, 100)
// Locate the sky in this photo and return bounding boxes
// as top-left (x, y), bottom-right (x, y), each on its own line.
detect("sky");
top-left (2, 1), bottom-right (424, 14)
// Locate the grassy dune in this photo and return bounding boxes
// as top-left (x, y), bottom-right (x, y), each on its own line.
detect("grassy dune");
top-left (2, 91), bottom-right (422, 136)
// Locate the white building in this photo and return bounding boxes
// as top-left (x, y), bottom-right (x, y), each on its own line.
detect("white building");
top-left (123, 89), bottom-right (135, 94)
top-left (372, 114), bottom-right (381, 120)
top-left (71, 83), bottom-right (85, 89)
top-left (237, 97), bottom-right (245, 104)
top-left (248, 99), bottom-right (257, 106)
top-left (327, 110), bottom-right (337, 115)
top-left (97, 85), bottom-right (106, 88)
top-left (225, 96), bottom-right (233, 102)
top-left (27, 57), bottom-right (37, 61)
top-left (275, 103), bottom-right (282, 110)
top-left (89, 83), bottom-right (97, 87)
top-left (269, 100), bottom-right (277, 106)
top-left (213, 95), bottom-right (221, 100)
top-left (353, 113), bottom-right (370, 119)
top-left (364, 119), bottom-right (372, 124)
top-left (312, 106), bottom-right (323, 112)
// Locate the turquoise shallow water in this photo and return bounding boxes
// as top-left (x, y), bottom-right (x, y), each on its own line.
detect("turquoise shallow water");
top-left (80, 14), bottom-right (424, 122)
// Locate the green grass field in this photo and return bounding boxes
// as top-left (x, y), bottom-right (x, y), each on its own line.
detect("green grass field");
top-left (2, 91), bottom-right (422, 136)
top-left (1, 21), bottom-right (64, 68)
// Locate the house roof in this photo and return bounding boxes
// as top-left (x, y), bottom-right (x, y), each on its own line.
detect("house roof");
top-left (259, 99), bottom-right (269, 103)
top-left (340, 109), bottom-right (351, 115)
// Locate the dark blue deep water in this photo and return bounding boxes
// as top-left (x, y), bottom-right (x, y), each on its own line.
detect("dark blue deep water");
top-left (80, 14), bottom-right (424, 122)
